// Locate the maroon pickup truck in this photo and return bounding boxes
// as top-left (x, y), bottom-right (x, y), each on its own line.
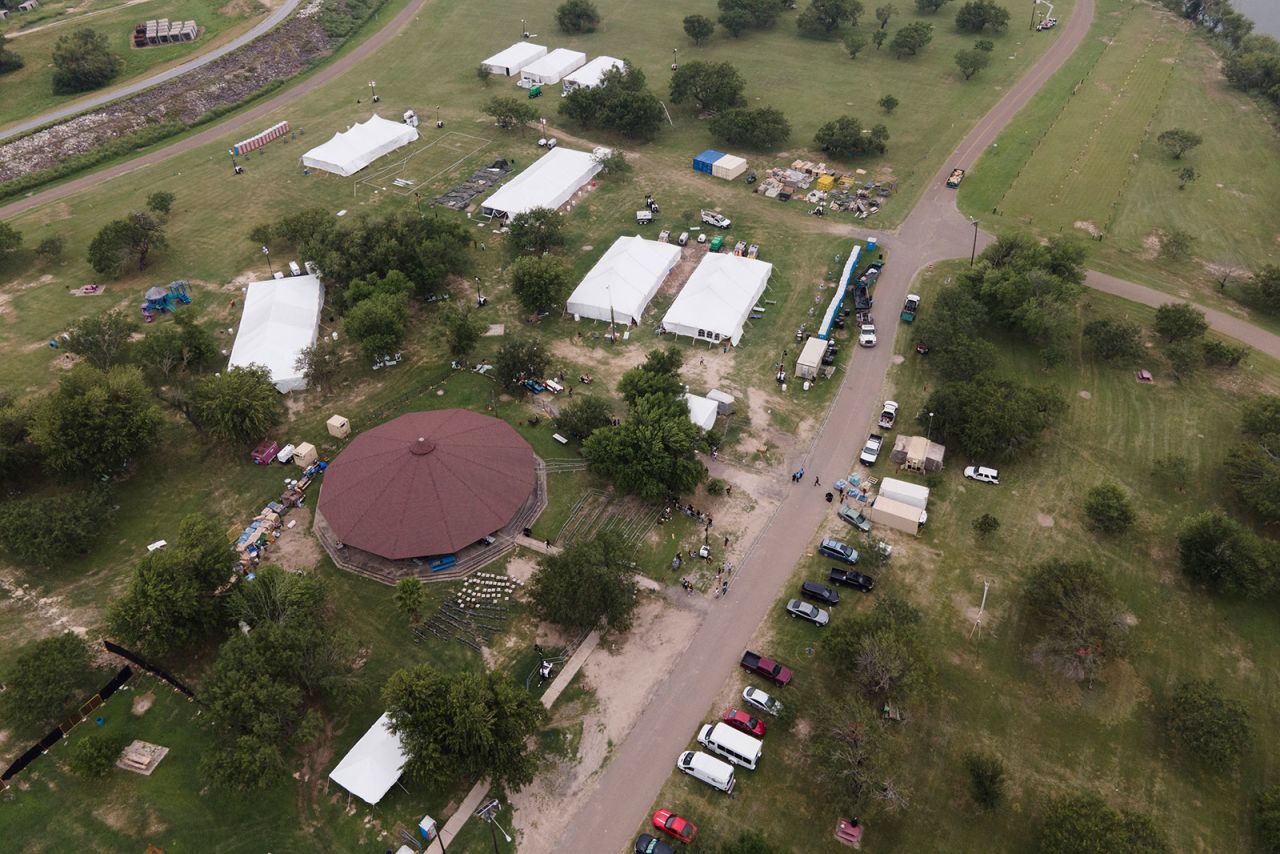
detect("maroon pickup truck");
top-left (740, 650), bottom-right (793, 687)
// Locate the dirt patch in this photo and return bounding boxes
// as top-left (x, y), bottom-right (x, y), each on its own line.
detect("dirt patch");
top-left (891, 354), bottom-right (905, 365)
top-left (1078, 390), bottom-right (1092, 399)
top-left (1037, 514), bottom-right (1055, 527)
top-left (506, 552), bottom-right (539, 584)
top-left (131, 692), bottom-right (156, 716)
top-left (1073, 220), bottom-right (1101, 237)
top-left (1139, 232), bottom-right (1162, 261)
top-left (267, 505), bottom-right (324, 572)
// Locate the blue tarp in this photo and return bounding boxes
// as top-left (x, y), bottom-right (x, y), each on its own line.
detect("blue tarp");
top-left (693, 149), bottom-right (725, 174)
top-left (816, 243), bottom-right (862, 340)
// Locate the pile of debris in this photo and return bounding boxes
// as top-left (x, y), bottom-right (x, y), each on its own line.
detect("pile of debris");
top-left (431, 159), bottom-right (511, 210)
top-left (752, 159), bottom-right (895, 219)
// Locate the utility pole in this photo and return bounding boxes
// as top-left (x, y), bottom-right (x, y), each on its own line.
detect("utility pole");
top-left (969, 579), bottom-right (991, 639)
top-left (970, 218), bottom-right (980, 265)
top-left (262, 245), bottom-right (274, 277)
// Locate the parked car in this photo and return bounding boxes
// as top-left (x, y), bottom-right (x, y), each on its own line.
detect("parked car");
top-left (651, 810), bottom-right (698, 844)
top-left (859, 433), bottom-right (884, 466)
top-left (819, 537), bottom-right (859, 564)
top-left (786, 598), bottom-right (830, 626)
top-left (742, 685), bottom-right (783, 716)
top-left (963, 465), bottom-right (1000, 485)
top-left (858, 324), bottom-right (878, 347)
top-left (837, 504), bottom-right (873, 533)
top-left (722, 708), bottom-right (767, 738)
top-left (801, 580), bottom-right (840, 606)
top-left (829, 567), bottom-right (876, 592)
top-left (740, 651), bottom-right (793, 686)
top-left (636, 833), bottom-right (677, 854)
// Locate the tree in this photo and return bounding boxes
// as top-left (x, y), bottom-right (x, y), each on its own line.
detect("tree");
top-left (1160, 226), bottom-right (1194, 260)
top-left (915, 0), bottom-right (951, 12)
top-left (844, 31), bottom-right (869, 58)
top-left (890, 21), bottom-right (933, 57)
top-left (974, 37), bottom-right (994, 51)
top-left (1021, 559), bottom-right (1129, 682)
top-left (87, 211), bottom-right (168, 276)
top-left (0, 489), bottom-right (109, 567)
top-left (955, 48), bottom-right (991, 79)
top-left (814, 115), bottom-right (890, 157)
top-left (0, 34), bottom-right (25, 75)
top-left (51, 28), bottom-right (120, 94)
top-left (0, 633), bottom-right (94, 732)
top-left (583, 395), bottom-right (709, 500)
top-left (393, 578), bottom-right (428, 626)
top-left (507, 207), bottom-right (567, 255)
top-left (494, 338), bottom-right (549, 392)
top-left (1176, 166), bottom-right (1198, 189)
top-left (1156, 128), bottom-right (1203, 159)
top-left (1201, 338), bottom-right (1248, 368)
top-left (556, 0), bottom-right (601, 33)
top-left (344, 292), bottom-right (409, 360)
top-left (135, 314), bottom-right (218, 384)
top-left (36, 235), bottom-right (65, 260)
top-left (709, 106), bottom-right (792, 149)
top-left (825, 594), bottom-right (930, 698)
top-left (1258, 786), bottom-right (1280, 854)
top-left (718, 0), bottom-right (782, 32)
top-left (0, 221), bottom-right (21, 259)
top-left (1083, 482), bottom-right (1136, 534)
top-left (30, 365), bottom-right (160, 479)
top-left (618, 348), bottom-right (684, 406)
top-left (1083, 318), bottom-right (1142, 362)
top-left (719, 7), bottom-right (754, 36)
top-left (560, 66), bottom-right (666, 140)
top-left (1164, 678), bottom-right (1250, 770)
top-left (684, 13), bottom-right (716, 44)
top-left (482, 96), bottom-right (538, 130)
top-left (65, 308), bottom-right (137, 369)
top-left (442, 304), bottom-right (485, 361)
top-left (964, 751), bottom-right (1005, 810)
top-left (1176, 512), bottom-right (1275, 596)
top-left (0, 396), bottom-right (40, 486)
top-left (798, 0), bottom-right (860, 36)
top-left (383, 665), bottom-right (548, 790)
top-left (189, 365), bottom-right (282, 446)
top-left (875, 3), bottom-right (896, 28)
top-left (1220, 11), bottom-right (1254, 50)
top-left (70, 732), bottom-right (128, 777)
top-left (146, 190), bottom-right (176, 216)
top-left (1250, 265), bottom-right (1280, 314)
top-left (529, 531), bottom-right (640, 632)
top-left (972, 513), bottom-right (1000, 538)
top-left (510, 256), bottom-right (571, 316)
top-left (108, 514), bottom-right (236, 655)
top-left (878, 94), bottom-right (899, 113)
top-left (293, 336), bottom-right (342, 391)
top-left (1224, 396), bottom-right (1280, 523)
top-left (556, 395), bottom-right (613, 440)
top-left (1037, 794), bottom-right (1169, 854)
top-left (923, 375), bottom-right (1065, 459)
top-left (955, 0), bottom-right (1010, 32)
top-left (808, 696), bottom-right (898, 812)
top-left (1152, 302), bottom-right (1208, 342)
top-left (872, 29), bottom-right (888, 49)
top-left (669, 61), bottom-right (747, 113)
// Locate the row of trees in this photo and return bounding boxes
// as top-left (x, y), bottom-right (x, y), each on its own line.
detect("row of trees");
top-left (1157, 0), bottom-right (1280, 109)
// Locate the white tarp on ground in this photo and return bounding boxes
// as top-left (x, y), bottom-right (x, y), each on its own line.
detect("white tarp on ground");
top-left (228, 275), bottom-right (324, 393)
top-left (566, 235), bottom-right (680, 325)
top-left (301, 115), bottom-right (418, 177)
top-left (520, 48), bottom-right (586, 85)
top-left (685, 393), bottom-right (719, 431)
top-left (562, 55), bottom-right (624, 94)
top-left (661, 254), bottom-right (773, 346)
top-left (329, 712), bottom-right (408, 806)
top-left (481, 147), bottom-right (602, 220)
top-left (481, 41), bottom-right (547, 76)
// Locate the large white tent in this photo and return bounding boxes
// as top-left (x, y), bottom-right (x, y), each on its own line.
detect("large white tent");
top-left (329, 712), bottom-right (408, 806)
top-left (228, 274), bottom-right (324, 393)
top-left (520, 48), bottom-right (586, 86)
top-left (301, 115), bottom-right (418, 177)
top-left (481, 147), bottom-right (602, 220)
top-left (481, 41), bottom-right (547, 76)
top-left (566, 235), bottom-right (680, 325)
top-left (685, 393), bottom-right (719, 431)
top-left (562, 55), bottom-right (624, 95)
top-left (661, 254), bottom-right (773, 346)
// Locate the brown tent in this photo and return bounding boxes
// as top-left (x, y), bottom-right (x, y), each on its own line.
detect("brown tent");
top-left (317, 410), bottom-right (536, 559)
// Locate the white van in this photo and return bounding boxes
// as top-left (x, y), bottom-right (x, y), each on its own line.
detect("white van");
top-left (676, 751), bottom-right (735, 793)
top-left (697, 723), bottom-right (762, 770)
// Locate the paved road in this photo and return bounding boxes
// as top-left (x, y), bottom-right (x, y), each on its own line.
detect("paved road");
top-left (0, 0), bottom-right (305, 143)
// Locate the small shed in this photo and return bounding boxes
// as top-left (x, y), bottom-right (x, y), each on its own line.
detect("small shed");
top-left (685, 393), bottom-right (719, 432)
top-left (889, 435), bottom-right (945, 473)
top-left (693, 150), bottom-right (725, 175)
top-left (795, 337), bottom-right (827, 380)
top-left (293, 442), bottom-right (318, 468)
top-left (706, 389), bottom-right (736, 416)
top-left (327, 414), bottom-right (351, 438)
top-left (869, 496), bottom-right (924, 535)
top-left (713, 155), bottom-right (748, 181)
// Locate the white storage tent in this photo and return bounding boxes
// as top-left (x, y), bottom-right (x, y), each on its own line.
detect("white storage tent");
top-left (795, 336), bottom-right (827, 379)
top-left (481, 147), bottom-right (602, 220)
top-left (685, 394), bottom-right (719, 431)
top-left (566, 235), bottom-right (680, 325)
top-left (329, 713), bottom-right (408, 805)
top-left (661, 254), bottom-right (773, 346)
top-left (302, 115), bottom-right (418, 177)
top-left (481, 41), bottom-right (547, 76)
top-left (562, 55), bottom-right (625, 95)
top-left (228, 275), bottom-right (325, 393)
top-left (520, 48), bottom-right (586, 86)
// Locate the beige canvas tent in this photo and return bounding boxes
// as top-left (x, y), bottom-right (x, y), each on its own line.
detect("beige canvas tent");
top-left (890, 435), bottom-right (945, 473)
top-left (869, 496), bottom-right (925, 535)
top-left (795, 337), bottom-right (828, 380)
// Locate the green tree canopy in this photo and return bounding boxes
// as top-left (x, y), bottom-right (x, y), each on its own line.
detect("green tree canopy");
top-left (0, 33), bottom-right (25, 75)
top-left (669, 60), bottom-right (747, 113)
top-left (511, 256), bottom-right (572, 316)
top-left (1083, 318), bottom-right (1143, 362)
top-left (0, 221), bottom-right (22, 258)
top-left (442, 304), bottom-right (486, 360)
top-left (955, 0), bottom-right (1010, 32)
top-left (494, 338), bottom-right (549, 392)
top-left (915, 0), bottom-right (951, 12)
top-left (0, 489), bottom-right (109, 567)
top-left (709, 106), bottom-right (793, 149)
top-left (1176, 511), bottom-right (1276, 596)
top-left (293, 336), bottom-right (343, 391)
top-left (344, 268), bottom-right (415, 311)
top-left (583, 394), bottom-right (709, 500)
top-left (1152, 302), bottom-right (1208, 342)
top-left (824, 594), bottom-right (931, 697)
top-left (136, 312), bottom-right (218, 383)
top-left (1156, 128), bottom-right (1203, 159)
top-left (844, 31), bottom-right (869, 58)
top-left (189, 365), bottom-right (282, 446)
top-left (146, 190), bottom-right (176, 215)
top-left (530, 531), bottom-right (640, 632)
top-left (482, 96), bottom-right (539, 130)
top-left (1021, 559), bottom-right (1129, 682)
top-left (0, 395), bottom-right (40, 485)
top-left (1038, 794), bottom-right (1168, 853)
top-left (1164, 677), bottom-right (1250, 770)
top-left (955, 47), bottom-right (991, 79)
top-left (393, 577), bottom-right (428, 626)
top-left (797, 0), bottom-right (862, 36)
top-left (878, 94), bottom-right (899, 114)
top-left (344, 291), bottom-right (409, 361)
top-left (0, 632), bottom-right (95, 732)
top-left (559, 66), bottom-right (666, 140)
top-left (964, 751), bottom-right (1006, 810)
top-left (808, 695), bottom-right (900, 813)
top-left (684, 14), bottom-right (716, 44)
top-left (618, 348), bottom-right (685, 406)
top-left (556, 0), bottom-right (601, 33)
top-left (69, 731), bottom-right (129, 777)
top-left (30, 364), bottom-right (161, 479)
top-left (922, 374), bottom-right (1065, 460)
top-left (815, 115), bottom-right (890, 157)
top-left (507, 207), bottom-right (567, 255)
top-left (717, 0), bottom-right (782, 32)
top-left (875, 3), bottom-right (897, 27)
top-left (1223, 395), bottom-right (1280, 523)
top-left (51, 28), bottom-right (121, 93)
top-left (1083, 482), bottom-right (1137, 534)
top-left (86, 211), bottom-right (168, 276)
top-left (65, 308), bottom-right (137, 369)
top-left (1257, 785), bottom-right (1280, 854)
top-left (890, 21), bottom-right (934, 57)
top-left (556, 395), bottom-right (613, 440)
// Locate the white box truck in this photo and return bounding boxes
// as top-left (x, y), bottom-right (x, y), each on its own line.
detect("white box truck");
top-left (676, 751), bottom-right (736, 793)
top-left (697, 723), bottom-right (762, 770)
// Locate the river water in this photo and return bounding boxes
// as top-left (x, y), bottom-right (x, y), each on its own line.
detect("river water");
top-left (1230, 0), bottom-right (1280, 40)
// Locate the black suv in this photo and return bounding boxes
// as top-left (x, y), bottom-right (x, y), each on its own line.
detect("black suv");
top-left (801, 580), bottom-right (840, 606)
top-left (829, 568), bottom-right (875, 592)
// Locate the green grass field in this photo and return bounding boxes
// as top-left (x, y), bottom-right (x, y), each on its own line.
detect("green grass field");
top-left (0, 0), bottom-right (268, 131)
top-left (643, 261), bottom-right (1280, 852)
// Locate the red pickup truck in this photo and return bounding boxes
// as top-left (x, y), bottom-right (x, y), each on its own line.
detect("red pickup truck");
top-left (740, 650), bottom-right (792, 687)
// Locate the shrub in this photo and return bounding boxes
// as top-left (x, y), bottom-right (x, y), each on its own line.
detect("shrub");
top-left (70, 732), bottom-right (128, 777)
top-left (1083, 482), bottom-right (1136, 534)
top-left (964, 751), bottom-right (1005, 809)
top-left (1164, 678), bottom-right (1250, 770)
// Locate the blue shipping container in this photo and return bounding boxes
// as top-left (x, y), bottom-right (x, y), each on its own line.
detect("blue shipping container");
top-left (693, 149), bottom-right (725, 174)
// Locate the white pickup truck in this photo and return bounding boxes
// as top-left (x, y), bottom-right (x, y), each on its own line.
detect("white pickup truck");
top-left (859, 433), bottom-right (884, 466)
top-left (701, 209), bottom-right (731, 229)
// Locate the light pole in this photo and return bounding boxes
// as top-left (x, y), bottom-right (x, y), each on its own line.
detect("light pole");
top-left (368, 80), bottom-right (379, 102)
top-left (927, 411), bottom-right (934, 442)
top-left (970, 218), bottom-right (979, 266)
top-left (521, 18), bottom-right (528, 38)
top-left (476, 798), bottom-right (512, 854)
top-left (262, 245), bottom-right (274, 277)
top-left (436, 104), bottom-right (443, 128)
top-left (671, 47), bottom-right (678, 71)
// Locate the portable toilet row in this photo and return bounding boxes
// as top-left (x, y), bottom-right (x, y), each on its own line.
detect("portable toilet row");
top-left (692, 150), bottom-right (748, 180)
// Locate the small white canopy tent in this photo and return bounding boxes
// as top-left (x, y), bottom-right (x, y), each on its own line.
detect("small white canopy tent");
top-left (301, 115), bottom-right (418, 177)
top-left (228, 275), bottom-right (324, 393)
top-left (661, 254), bottom-right (773, 346)
top-left (481, 41), bottom-right (547, 76)
top-left (329, 712), bottom-right (408, 806)
top-left (562, 55), bottom-right (624, 94)
top-left (685, 393), bottom-right (719, 431)
top-left (566, 235), bottom-right (680, 325)
top-left (481, 147), bottom-right (602, 220)
top-left (520, 48), bottom-right (586, 86)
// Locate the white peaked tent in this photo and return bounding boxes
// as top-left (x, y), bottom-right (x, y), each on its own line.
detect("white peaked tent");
top-left (301, 115), bottom-right (418, 177)
top-left (685, 393), bottom-right (719, 431)
top-left (481, 41), bottom-right (547, 76)
top-left (661, 254), bottom-right (773, 346)
top-left (481, 147), bottom-right (602, 220)
top-left (562, 55), bottom-right (625, 94)
top-left (228, 275), bottom-right (324, 393)
top-left (566, 235), bottom-right (680, 325)
top-left (329, 712), bottom-right (408, 805)
top-left (520, 48), bottom-right (586, 86)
